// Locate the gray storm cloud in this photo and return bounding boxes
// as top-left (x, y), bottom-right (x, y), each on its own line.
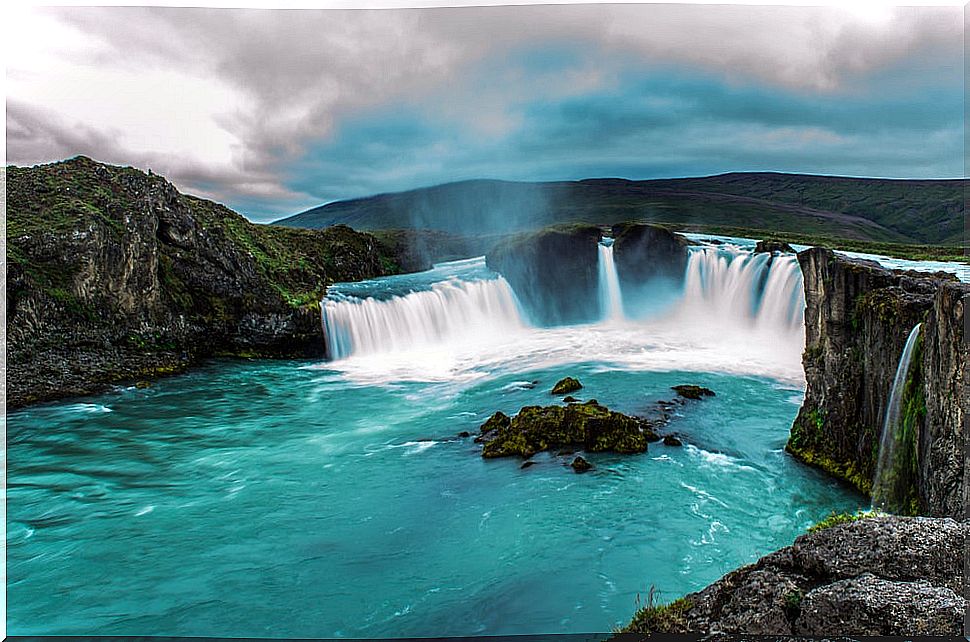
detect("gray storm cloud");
top-left (5, 4), bottom-right (963, 217)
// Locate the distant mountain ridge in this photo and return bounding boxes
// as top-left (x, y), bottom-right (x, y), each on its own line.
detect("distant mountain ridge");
top-left (276, 173), bottom-right (966, 245)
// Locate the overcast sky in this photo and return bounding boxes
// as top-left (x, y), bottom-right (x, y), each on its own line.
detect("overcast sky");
top-left (5, 3), bottom-right (964, 222)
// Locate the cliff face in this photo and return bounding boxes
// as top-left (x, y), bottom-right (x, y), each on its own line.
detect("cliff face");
top-left (486, 223), bottom-right (691, 325)
top-left (6, 157), bottom-right (404, 407)
top-left (787, 247), bottom-right (967, 517)
top-left (621, 517), bottom-right (966, 636)
top-left (486, 224), bottom-right (603, 325)
top-left (920, 281), bottom-right (969, 517)
top-left (610, 223), bottom-right (689, 290)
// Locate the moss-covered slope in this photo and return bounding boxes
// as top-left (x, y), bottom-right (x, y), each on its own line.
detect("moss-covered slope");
top-left (6, 156), bottom-right (407, 407)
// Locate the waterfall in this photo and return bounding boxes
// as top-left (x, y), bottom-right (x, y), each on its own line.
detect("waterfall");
top-left (871, 323), bottom-right (923, 513)
top-left (597, 238), bottom-right (623, 322)
top-left (321, 277), bottom-right (526, 359)
top-left (676, 247), bottom-right (805, 335)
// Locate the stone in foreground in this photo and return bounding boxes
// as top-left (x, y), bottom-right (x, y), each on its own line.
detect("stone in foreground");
top-left (619, 516), bottom-right (965, 636)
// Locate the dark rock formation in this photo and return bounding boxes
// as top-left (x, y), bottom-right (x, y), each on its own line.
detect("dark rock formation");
top-left (755, 239), bottom-right (795, 254)
top-left (672, 385), bottom-right (716, 400)
top-left (621, 516), bottom-right (966, 636)
top-left (476, 400), bottom-right (657, 459)
top-left (662, 435), bottom-right (683, 447)
top-left (787, 247), bottom-right (967, 517)
top-left (486, 224), bottom-right (602, 325)
top-left (6, 157), bottom-right (406, 407)
top-left (570, 456), bottom-right (592, 473)
top-left (551, 376), bottom-right (583, 395)
top-left (610, 223), bottom-right (690, 290)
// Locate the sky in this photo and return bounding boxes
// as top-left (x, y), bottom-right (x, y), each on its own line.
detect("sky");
top-left (4, 2), bottom-right (965, 222)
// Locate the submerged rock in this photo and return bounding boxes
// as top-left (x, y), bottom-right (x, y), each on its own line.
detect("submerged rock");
top-left (619, 516), bottom-right (966, 636)
top-left (672, 385), bottom-right (716, 400)
top-left (570, 456), bottom-right (592, 473)
top-left (458, 431), bottom-right (471, 438)
top-left (520, 460), bottom-right (537, 469)
top-left (755, 239), bottom-right (795, 254)
top-left (477, 400), bottom-right (656, 459)
top-left (562, 395), bottom-right (579, 403)
top-left (551, 377), bottom-right (583, 395)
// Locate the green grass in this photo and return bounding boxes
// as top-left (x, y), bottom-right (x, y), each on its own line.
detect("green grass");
top-left (807, 510), bottom-right (879, 533)
top-left (618, 587), bottom-right (693, 634)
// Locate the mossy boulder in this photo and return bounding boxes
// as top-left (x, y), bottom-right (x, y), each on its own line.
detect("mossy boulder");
top-left (551, 377), bottom-right (583, 395)
top-left (672, 385), bottom-right (716, 400)
top-left (477, 400), bottom-right (655, 459)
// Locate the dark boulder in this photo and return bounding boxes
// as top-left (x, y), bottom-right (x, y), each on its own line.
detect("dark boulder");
top-left (611, 223), bottom-right (690, 290)
top-left (570, 456), bottom-right (592, 473)
top-left (755, 239), bottom-right (795, 254)
top-left (486, 224), bottom-right (602, 325)
top-left (551, 377), bottom-right (583, 395)
top-left (663, 435), bottom-right (683, 447)
top-left (672, 385), bottom-right (716, 400)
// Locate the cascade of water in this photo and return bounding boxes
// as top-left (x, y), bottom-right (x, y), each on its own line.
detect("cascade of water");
top-left (676, 247), bottom-right (805, 334)
top-left (321, 277), bottom-right (526, 359)
top-left (871, 323), bottom-right (923, 513)
top-left (597, 238), bottom-right (624, 322)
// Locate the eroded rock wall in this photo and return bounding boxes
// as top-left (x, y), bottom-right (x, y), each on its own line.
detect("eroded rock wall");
top-left (787, 247), bottom-right (967, 517)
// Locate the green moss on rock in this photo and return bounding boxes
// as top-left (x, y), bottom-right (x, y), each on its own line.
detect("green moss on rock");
top-left (551, 377), bottom-right (583, 395)
top-left (478, 400), bottom-right (652, 459)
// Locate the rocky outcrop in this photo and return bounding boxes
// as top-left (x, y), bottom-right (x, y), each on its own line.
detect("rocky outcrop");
top-left (486, 224), bottom-right (602, 325)
top-left (486, 223), bottom-right (691, 325)
top-left (475, 400), bottom-right (658, 459)
top-left (611, 223), bottom-right (690, 289)
top-left (621, 516), bottom-right (966, 636)
top-left (551, 376), bottom-right (583, 395)
top-left (755, 239), bottom-right (795, 254)
top-left (6, 157), bottom-right (406, 407)
top-left (787, 247), bottom-right (967, 517)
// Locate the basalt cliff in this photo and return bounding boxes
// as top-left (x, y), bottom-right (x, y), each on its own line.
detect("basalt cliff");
top-left (5, 157), bottom-right (415, 407)
top-left (787, 247), bottom-right (968, 518)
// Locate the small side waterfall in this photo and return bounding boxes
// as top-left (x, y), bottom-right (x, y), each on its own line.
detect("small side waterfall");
top-left (597, 237), bottom-right (623, 322)
top-left (321, 277), bottom-right (526, 359)
top-left (871, 323), bottom-right (923, 513)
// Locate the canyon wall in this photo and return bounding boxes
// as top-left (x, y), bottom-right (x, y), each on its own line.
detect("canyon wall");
top-left (787, 247), bottom-right (967, 518)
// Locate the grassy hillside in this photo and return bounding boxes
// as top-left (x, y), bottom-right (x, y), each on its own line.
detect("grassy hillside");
top-left (277, 173), bottom-right (966, 247)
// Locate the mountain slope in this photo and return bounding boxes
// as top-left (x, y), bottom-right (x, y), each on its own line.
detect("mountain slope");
top-left (277, 173), bottom-right (966, 245)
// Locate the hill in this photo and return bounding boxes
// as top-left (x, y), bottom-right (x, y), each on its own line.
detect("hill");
top-left (6, 156), bottom-right (411, 407)
top-left (276, 173), bottom-right (966, 246)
